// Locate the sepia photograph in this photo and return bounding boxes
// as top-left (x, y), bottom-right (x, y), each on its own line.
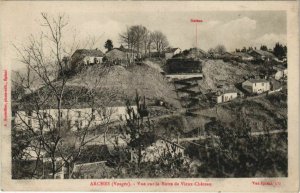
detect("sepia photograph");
top-left (0, 1), bottom-right (299, 192)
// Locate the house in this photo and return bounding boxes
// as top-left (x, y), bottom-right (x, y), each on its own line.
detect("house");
top-left (164, 48), bottom-right (181, 59)
top-left (105, 48), bottom-right (131, 64)
top-left (72, 161), bottom-right (115, 179)
top-left (221, 52), bottom-right (238, 60)
top-left (273, 65), bottom-right (287, 80)
top-left (14, 106), bottom-right (137, 132)
top-left (242, 79), bottom-right (270, 94)
top-left (233, 52), bottom-right (254, 61)
top-left (117, 45), bottom-right (139, 59)
top-left (71, 49), bottom-right (105, 67)
top-left (138, 138), bottom-right (185, 162)
top-left (214, 90), bottom-right (238, 103)
top-left (269, 78), bottom-right (282, 93)
top-left (249, 50), bottom-right (276, 61)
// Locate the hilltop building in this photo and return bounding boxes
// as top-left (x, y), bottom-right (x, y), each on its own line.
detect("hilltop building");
top-left (213, 89), bottom-right (238, 103)
top-left (14, 106), bottom-right (137, 132)
top-left (273, 65), bottom-right (288, 80)
top-left (105, 46), bottom-right (138, 64)
top-left (71, 49), bottom-right (105, 68)
top-left (242, 79), bottom-right (270, 94)
top-left (164, 48), bottom-right (181, 59)
top-left (249, 50), bottom-right (276, 61)
top-left (233, 52), bottom-right (254, 61)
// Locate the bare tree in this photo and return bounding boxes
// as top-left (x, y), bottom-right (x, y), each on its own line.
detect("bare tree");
top-left (12, 13), bottom-right (113, 179)
top-left (151, 31), bottom-right (169, 54)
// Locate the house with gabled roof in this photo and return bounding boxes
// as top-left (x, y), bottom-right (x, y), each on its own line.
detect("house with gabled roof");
top-left (214, 89), bottom-right (238, 103)
top-left (273, 65), bottom-right (287, 80)
top-left (164, 48), bottom-right (181, 59)
top-left (71, 49), bottom-right (105, 67)
top-left (249, 50), bottom-right (276, 61)
top-left (242, 79), bottom-right (270, 94)
top-left (233, 52), bottom-right (254, 61)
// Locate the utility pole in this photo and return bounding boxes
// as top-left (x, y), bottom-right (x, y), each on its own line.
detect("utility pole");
top-left (190, 19), bottom-right (203, 48)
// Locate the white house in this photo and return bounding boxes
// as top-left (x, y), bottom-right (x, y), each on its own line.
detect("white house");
top-left (129, 138), bottom-right (185, 163)
top-left (242, 79), bottom-right (270, 94)
top-left (214, 90), bottom-right (238, 103)
top-left (273, 66), bottom-right (287, 80)
top-left (14, 106), bottom-right (137, 132)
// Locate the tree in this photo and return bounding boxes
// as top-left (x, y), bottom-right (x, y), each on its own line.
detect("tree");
top-left (12, 13), bottom-right (114, 179)
top-left (208, 48), bottom-right (215, 56)
top-left (241, 47), bottom-right (247, 53)
top-left (151, 31), bottom-right (169, 54)
top-left (201, 110), bottom-right (287, 177)
top-left (119, 92), bottom-right (151, 170)
top-left (104, 39), bottom-right (114, 52)
top-left (215, 45), bottom-right (226, 55)
top-left (260, 45), bottom-right (268, 51)
top-left (273, 42), bottom-right (286, 59)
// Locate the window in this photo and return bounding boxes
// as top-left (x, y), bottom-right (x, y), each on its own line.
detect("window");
top-left (77, 111), bottom-right (81, 117)
top-left (68, 120), bottom-right (71, 128)
top-left (60, 111), bottom-right (63, 118)
top-left (75, 120), bottom-right (79, 127)
top-left (28, 119), bottom-right (32, 126)
top-left (92, 109), bottom-right (96, 120)
top-left (27, 110), bottom-right (32, 117)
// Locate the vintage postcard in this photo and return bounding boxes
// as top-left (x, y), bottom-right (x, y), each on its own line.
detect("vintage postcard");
top-left (0, 1), bottom-right (299, 192)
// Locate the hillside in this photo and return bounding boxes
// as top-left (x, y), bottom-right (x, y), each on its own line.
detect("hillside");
top-left (67, 64), bottom-right (181, 108)
top-left (198, 59), bottom-right (256, 91)
top-left (192, 90), bottom-right (287, 132)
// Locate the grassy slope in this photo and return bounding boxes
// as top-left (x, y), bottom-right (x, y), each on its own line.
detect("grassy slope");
top-left (67, 64), bottom-right (181, 108)
top-left (194, 91), bottom-right (287, 132)
top-left (199, 59), bottom-right (255, 91)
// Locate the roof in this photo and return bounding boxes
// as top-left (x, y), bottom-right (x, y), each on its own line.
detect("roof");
top-left (106, 49), bottom-right (128, 60)
top-left (269, 78), bottom-right (282, 90)
top-left (223, 89), bottom-right (238, 94)
top-left (215, 88), bottom-right (238, 96)
top-left (117, 46), bottom-right (137, 53)
top-left (233, 52), bottom-right (253, 58)
top-left (73, 161), bottom-right (115, 178)
top-left (72, 49), bottom-right (105, 57)
top-left (245, 79), bottom-right (269, 84)
top-left (250, 50), bottom-right (275, 58)
top-left (273, 65), bottom-right (287, 71)
top-left (165, 48), bottom-right (180, 53)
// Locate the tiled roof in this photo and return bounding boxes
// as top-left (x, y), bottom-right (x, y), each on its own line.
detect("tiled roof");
top-left (233, 52), bottom-right (253, 58)
top-left (72, 49), bottom-right (105, 57)
top-left (165, 48), bottom-right (180, 53)
top-left (250, 50), bottom-right (275, 57)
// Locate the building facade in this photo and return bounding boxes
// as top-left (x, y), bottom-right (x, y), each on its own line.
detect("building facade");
top-left (215, 91), bottom-right (238, 103)
top-left (242, 79), bottom-right (270, 94)
top-left (14, 106), bottom-right (137, 132)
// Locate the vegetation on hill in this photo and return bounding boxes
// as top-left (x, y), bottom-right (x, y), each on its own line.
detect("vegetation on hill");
top-left (199, 59), bottom-right (254, 91)
top-left (67, 64), bottom-right (181, 108)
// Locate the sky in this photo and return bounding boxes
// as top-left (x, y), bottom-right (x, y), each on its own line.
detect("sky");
top-left (1, 3), bottom-right (287, 70)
